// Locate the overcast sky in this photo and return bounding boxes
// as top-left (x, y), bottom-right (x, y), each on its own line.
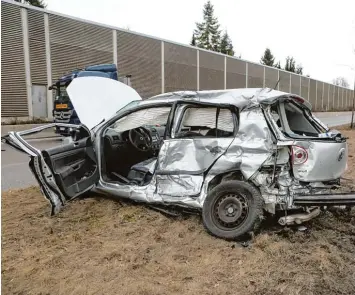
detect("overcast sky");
top-left (45, 0), bottom-right (355, 88)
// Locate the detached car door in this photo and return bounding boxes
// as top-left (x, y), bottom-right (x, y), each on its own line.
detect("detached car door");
top-left (155, 102), bottom-right (239, 197)
top-left (2, 124), bottom-right (99, 215)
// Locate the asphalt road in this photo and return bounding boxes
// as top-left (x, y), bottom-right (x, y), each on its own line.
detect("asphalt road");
top-left (314, 112), bottom-right (353, 128)
top-left (1, 138), bottom-right (61, 191)
top-left (1, 112), bottom-right (353, 191)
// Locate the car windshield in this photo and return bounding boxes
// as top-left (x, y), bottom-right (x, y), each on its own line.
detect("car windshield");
top-left (115, 100), bottom-right (141, 115)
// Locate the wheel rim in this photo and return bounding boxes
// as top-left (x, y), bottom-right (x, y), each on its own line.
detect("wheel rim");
top-left (212, 193), bottom-right (249, 231)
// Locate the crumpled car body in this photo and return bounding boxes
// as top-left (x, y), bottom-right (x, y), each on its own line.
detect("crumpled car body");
top-left (3, 76), bottom-right (355, 240)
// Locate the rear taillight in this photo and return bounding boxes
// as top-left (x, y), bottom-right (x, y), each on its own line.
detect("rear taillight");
top-left (292, 96), bottom-right (305, 104)
top-left (292, 146), bottom-right (308, 165)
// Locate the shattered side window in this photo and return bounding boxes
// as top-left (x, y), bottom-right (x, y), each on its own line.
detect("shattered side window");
top-left (111, 107), bottom-right (171, 133)
top-left (270, 105), bottom-right (283, 130)
top-left (283, 102), bottom-right (320, 137)
top-left (176, 107), bottom-right (235, 138)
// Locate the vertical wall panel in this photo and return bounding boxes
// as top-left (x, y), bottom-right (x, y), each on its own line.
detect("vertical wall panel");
top-left (49, 14), bottom-right (113, 88)
top-left (117, 31), bottom-right (161, 98)
top-left (349, 89), bottom-right (354, 110)
top-left (279, 71), bottom-right (290, 92)
top-left (164, 43), bottom-right (197, 93)
top-left (334, 86), bottom-right (339, 109)
top-left (199, 51), bottom-right (224, 90)
top-left (323, 83), bottom-right (329, 111)
top-left (247, 63), bottom-right (263, 88)
top-left (330, 84), bottom-right (336, 110)
top-left (226, 58), bottom-right (246, 89)
top-left (290, 74), bottom-right (300, 95)
top-left (315, 81), bottom-right (323, 111)
top-left (300, 76), bottom-right (309, 100)
top-left (340, 87), bottom-right (343, 110)
top-left (265, 67), bottom-right (278, 89)
top-left (309, 79), bottom-right (317, 109)
top-left (1, 2), bottom-right (28, 117)
top-left (28, 9), bottom-right (46, 85)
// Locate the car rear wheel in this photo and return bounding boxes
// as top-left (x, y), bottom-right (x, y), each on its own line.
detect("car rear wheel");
top-left (202, 180), bottom-right (264, 240)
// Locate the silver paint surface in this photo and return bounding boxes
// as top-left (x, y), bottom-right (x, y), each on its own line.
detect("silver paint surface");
top-left (3, 88), bottom-right (351, 215)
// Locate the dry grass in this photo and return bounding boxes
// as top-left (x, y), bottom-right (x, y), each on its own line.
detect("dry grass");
top-left (2, 130), bottom-right (355, 295)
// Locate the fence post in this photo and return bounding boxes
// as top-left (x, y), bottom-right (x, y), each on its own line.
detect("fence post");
top-left (161, 41), bottom-right (164, 93)
top-left (224, 56), bottom-right (227, 90)
top-left (112, 30), bottom-right (117, 67)
top-left (245, 62), bottom-right (248, 88)
top-left (263, 66), bottom-right (266, 88)
top-left (197, 49), bottom-right (199, 91)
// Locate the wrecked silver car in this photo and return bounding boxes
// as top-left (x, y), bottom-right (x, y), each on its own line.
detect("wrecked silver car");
top-left (3, 76), bottom-right (355, 240)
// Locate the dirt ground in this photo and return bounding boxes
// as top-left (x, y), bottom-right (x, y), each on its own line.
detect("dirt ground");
top-left (2, 130), bottom-right (355, 295)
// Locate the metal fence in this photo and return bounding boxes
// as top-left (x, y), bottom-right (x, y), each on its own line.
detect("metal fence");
top-left (1, 0), bottom-right (354, 119)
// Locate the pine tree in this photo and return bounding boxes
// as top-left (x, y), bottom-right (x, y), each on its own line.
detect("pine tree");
top-left (284, 56), bottom-right (296, 72)
top-left (190, 34), bottom-right (197, 46)
top-left (260, 48), bottom-right (275, 66)
top-left (283, 56), bottom-right (304, 74)
top-left (220, 31), bottom-right (234, 56)
top-left (193, 1), bottom-right (221, 51)
top-left (296, 64), bottom-right (303, 75)
top-left (274, 61), bottom-right (282, 69)
top-left (14, 0), bottom-right (46, 8)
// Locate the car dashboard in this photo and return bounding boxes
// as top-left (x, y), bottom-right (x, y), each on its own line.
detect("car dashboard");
top-left (104, 125), bottom-right (166, 153)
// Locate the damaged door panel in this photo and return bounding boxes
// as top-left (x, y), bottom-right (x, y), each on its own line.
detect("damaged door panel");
top-left (2, 123), bottom-right (99, 214)
top-left (155, 102), bottom-right (238, 197)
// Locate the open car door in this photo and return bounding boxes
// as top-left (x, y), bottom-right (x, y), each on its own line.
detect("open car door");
top-left (2, 77), bottom-right (143, 214)
top-left (2, 124), bottom-right (99, 215)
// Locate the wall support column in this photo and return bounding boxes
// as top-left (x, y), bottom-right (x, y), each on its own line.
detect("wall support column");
top-left (21, 8), bottom-right (33, 117)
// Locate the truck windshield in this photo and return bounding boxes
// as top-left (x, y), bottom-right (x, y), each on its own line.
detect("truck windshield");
top-left (55, 86), bottom-right (70, 103)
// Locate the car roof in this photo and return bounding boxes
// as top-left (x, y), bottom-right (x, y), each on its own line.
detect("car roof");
top-left (140, 88), bottom-right (312, 110)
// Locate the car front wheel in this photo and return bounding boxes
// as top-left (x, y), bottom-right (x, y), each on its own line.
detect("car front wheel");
top-left (202, 180), bottom-right (264, 240)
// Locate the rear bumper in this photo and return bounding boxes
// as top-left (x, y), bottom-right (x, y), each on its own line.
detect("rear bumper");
top-left (293, 192), bottom-right (355, 206)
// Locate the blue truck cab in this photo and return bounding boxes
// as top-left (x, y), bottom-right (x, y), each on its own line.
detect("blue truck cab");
top-left (49, 64), bottom-right (129, 136)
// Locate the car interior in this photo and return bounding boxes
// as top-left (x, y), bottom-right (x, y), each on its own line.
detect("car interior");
top-left (270, 101), bottom-right (325, 137)
top-left (102, 105), bottom-right (235, 186)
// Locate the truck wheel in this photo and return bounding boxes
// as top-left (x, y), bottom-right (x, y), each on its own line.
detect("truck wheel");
top-left (202, 180), bottom-right (264, 240)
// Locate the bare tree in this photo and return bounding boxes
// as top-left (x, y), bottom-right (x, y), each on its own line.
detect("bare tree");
top-left (332, 76), bottom-right (350, 88)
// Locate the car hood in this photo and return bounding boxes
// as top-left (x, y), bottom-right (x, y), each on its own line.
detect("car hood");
top-left (66, 76), bottom-right (142, 130)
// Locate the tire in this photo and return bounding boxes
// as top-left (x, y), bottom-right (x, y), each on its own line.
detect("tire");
top-left (202, 180), bottom-right (264, 240)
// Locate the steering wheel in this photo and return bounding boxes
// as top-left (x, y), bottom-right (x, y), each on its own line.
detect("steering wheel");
top-left (128, 127), bottom-right (152, 152)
